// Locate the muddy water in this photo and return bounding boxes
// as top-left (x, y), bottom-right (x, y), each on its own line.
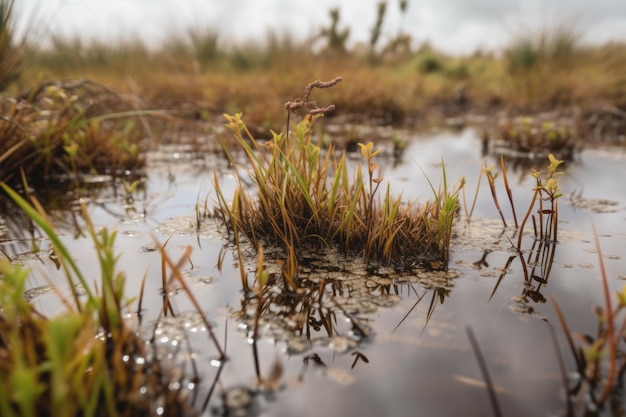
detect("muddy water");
top-left (4, 128), bottom-right (626, 416)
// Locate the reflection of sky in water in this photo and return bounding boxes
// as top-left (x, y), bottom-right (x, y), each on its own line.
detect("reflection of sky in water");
top-left (393, 128), bottom-right (626, 231)
top-left (364, 129), bottom-right (626, 416)
top-left (12, 128), bottom-right (626, 416)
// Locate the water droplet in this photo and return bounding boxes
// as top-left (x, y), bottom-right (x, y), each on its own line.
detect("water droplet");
top-left (329, 336), bottom-right (356, 352)
top-left (224, 387), bottom-right (254, 408)
top-left (140, 243), bottom-right (157, 253)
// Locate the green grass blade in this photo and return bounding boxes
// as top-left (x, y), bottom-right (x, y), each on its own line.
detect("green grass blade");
top-left (0, 183), bottom-right (97, 308)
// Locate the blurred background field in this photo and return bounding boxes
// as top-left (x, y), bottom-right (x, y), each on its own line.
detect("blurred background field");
top-left (3, 0), bottom-right (626, 133)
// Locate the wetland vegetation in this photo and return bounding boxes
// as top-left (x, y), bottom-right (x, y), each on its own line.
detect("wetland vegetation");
top-left (1, 0), bottom-right (626, 416)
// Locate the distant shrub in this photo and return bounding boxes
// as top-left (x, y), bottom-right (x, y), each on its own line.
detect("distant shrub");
top-left (446, 62), bottom-right (469, 79)
top-left (416, 50), bottom-right (445, 74)
top-left (506, 37), bottom-right (540, 73)
top-left (505, 24), bottom-right (582, 73)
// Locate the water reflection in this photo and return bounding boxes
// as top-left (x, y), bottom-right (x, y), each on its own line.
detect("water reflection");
top-left (2, 127), bottom-right (626, 416)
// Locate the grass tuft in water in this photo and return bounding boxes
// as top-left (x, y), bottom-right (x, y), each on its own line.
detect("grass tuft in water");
top-left (496, 116), bottom-right (579, 161)
top-left (0, 80), bottom-right (162, 186)
top-left (215, 78), bottom-right (461, 287)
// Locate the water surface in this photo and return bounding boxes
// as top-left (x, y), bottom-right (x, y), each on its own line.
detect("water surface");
top-left (4, 127), bottom-right (626, 417)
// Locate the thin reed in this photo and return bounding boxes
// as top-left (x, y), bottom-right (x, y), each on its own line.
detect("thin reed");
top-left (516, 153), bottom-right (563, 248)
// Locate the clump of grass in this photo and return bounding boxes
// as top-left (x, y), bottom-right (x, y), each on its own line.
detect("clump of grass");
top-left (0, 80), bottom-right (153, 186)
top-left (0, 183), bottom-right (202, 417)
top-left (506, 24), bottom-right (581, 74)
top-left (415, 47), bottom-right (446, 75)
top-left (215, 78), bottom-right (461, 287)
top-left (162, 26), bottom-right (221, 71)
top-left (505, 24), bottom-right (584, 106)
top-left (476, 152), bottom-right (563, 250)
top-left (496, 116), bottom-right (579, 161)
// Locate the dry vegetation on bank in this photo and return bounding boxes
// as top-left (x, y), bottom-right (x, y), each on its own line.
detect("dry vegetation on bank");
top-left (3, 3), bottom-right (626, 135)
top-left (1, 0), bottom-right (625, 184)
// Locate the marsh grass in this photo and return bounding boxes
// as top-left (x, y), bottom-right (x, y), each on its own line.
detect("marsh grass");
top-left (466, 154), bottom-right (624, 414)
top-left (215, 78), bottom-right (461, 289)
top-left (505, 24), bottom-right (583, 105)
top-left (495, 116), bottom-right (579, 161)
top-left (0, 79), bottom-right (158, 185)
top-left (471, 153), bottom-right (563, 247)
top-left (506, 24), bottom-right (582, 69)
top-left (0, 182), bottom-right (221, 416)
top-left (12, 1), bottom-right (625, 141)
top-left (515, 153), bottom-right (563, 247)
top-left (23, 35), bottom-right (152, 80)
top-left (462, 154), bottom-right (564, 304)
top-left (551, 227), bottom-right (626, 413)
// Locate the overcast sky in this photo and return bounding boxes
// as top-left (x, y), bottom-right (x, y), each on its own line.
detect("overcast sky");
top-left (15, 0), bottom-right (626, 54)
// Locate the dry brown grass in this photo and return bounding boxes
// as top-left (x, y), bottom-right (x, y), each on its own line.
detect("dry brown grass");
top-left (10, 26), bottom-right (624, 139)
top-left (0, 80), bottom-right (149, 185)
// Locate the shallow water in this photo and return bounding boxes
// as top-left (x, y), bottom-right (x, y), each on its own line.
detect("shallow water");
top-left (3, 127), bottom-right (626, 416)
